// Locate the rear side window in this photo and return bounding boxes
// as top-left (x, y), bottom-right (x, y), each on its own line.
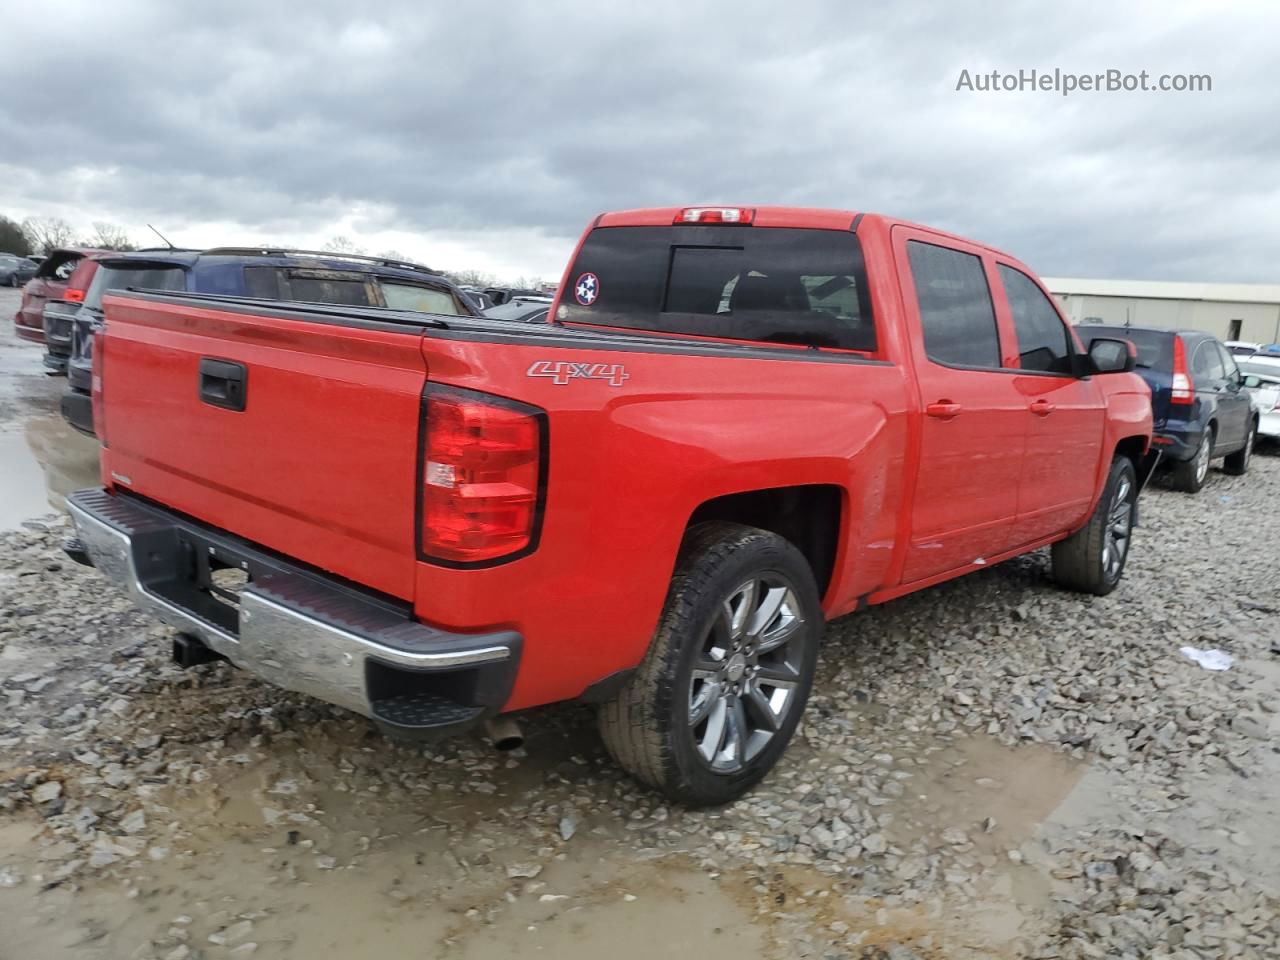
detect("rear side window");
top-left (1192, 340), bottom-right (1226, 380)
top-left (287, 272), bottom-right (372, 306)
top-left (998, 265), bottom-right (1073, 374)
top-left (243, 265), bottom-right (283, 299)
top-left (241, 267), bottom-right (374, 306)
top-left (85, 263), bottom-right (186, 308)
top-left (907, 241), bottom-right (1000, 368)
top-left (380, 281), bottom-right (462, 315)
top-left (559, 226), bottom-right (876, 351)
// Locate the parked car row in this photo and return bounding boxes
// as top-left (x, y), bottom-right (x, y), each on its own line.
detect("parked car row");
top-left (0, 253), bottom-right (41, 287)
top-left (13, 245), bottom-right (480, 437)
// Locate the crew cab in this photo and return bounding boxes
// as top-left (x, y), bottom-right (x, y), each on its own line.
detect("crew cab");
top-left (64, 207), bottom-right (1154, 805)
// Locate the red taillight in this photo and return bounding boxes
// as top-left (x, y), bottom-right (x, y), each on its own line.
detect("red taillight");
top-left (420, 388), bottom-right (544, 564)
top-left (1171, 337), bottom-right (1194, 404)
top-left (674, 206), bottom-right (754, 225)
top-left (64, 289), bottom-right (85, 303)
top-left (91, 328), bottom-right (107, 447)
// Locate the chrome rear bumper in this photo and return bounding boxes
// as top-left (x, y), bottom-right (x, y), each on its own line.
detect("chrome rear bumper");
top-left (66, 488), bottom-right (520, 733)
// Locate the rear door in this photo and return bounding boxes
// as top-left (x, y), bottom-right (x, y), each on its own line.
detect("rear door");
top-left (994, 263), bottom-right (1104, 542)
top-left (1212, 341), bottom-right (1252, 448)
top-left (1191, 339), bottom-right (1237, 450)
top-left (894, 230), bottom-right (1028, 582)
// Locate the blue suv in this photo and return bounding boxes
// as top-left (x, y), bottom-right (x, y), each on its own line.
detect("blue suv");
top-left (58, 248), bottom-right (475, 436)
top-left (1080, 325), bottom-right (1257, 493)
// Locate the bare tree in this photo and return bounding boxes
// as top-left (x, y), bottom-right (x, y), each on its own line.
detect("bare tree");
top-left (376, 248), bottom-right (413, 263)
top-left (21, 216), bottom-right (76, 256)
top-left (84, 222), bottom-right (136, 251)
top-left (448, 269), bottom-right (499, 288)
top-left (321, 235), bottom-right (366, 255)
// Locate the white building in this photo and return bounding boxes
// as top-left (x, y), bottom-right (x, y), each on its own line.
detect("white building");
top-left (1044, 278), bottom-right (1280, 344)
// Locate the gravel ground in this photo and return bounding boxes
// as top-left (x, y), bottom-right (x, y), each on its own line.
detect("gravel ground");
top-left (0, 302), bottom-right (1277, 959)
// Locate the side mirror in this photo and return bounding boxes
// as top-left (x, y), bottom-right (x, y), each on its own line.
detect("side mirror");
top-left (1088, 337), bottom-right (1135, 374)
top-left (1242, 375), bottom-right (1261, 389)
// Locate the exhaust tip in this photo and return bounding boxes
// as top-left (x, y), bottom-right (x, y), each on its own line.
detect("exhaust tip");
top-left (484, 715), bottom-right (524, 751)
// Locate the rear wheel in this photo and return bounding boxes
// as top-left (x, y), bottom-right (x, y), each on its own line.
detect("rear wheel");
top-left (1051, 456), bottom-right (1137, 596)
top-left (1168, 427), bottom-right (1213, 493)
top-left (1222, 420), bottom-right (1256, 476)
top-left (598, 522), bottom-right (822, 806)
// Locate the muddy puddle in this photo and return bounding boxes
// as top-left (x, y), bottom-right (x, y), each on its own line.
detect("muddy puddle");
top-left (0, 413), bottom-right (99, 529)
top-left (0, 718), bottom-right (1108, 960)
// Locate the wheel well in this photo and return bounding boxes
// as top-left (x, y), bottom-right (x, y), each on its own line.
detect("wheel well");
top-left (1114, 435), bottom-right (1146, 472)
top-left (687, 485), bottom-right (842, 597)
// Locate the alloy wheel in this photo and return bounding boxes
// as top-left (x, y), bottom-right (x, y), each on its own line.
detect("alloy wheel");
top-left (1101, 474), bottom-right (1133, 581)
top-left (1194, 436), bottom-right (1211, 484)
top-left (688, 576), bottom-right (807, 773)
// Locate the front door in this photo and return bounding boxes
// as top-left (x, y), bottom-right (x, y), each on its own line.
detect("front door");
top-left (894, 230), bottom-right (1029, 583)
top-left (993, 263), bottom-right (1105, 542)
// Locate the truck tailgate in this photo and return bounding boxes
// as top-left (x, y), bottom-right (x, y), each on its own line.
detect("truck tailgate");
top-left (99, 294), bottom-right (428, 600)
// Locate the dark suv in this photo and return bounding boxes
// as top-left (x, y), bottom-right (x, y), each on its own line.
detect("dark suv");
top-left (1079, 325), bottom-right (1256, 492)
top-left (60, 248), bottom-right (476, 436)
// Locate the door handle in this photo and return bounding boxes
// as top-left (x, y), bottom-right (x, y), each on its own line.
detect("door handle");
top-left (199, 358), bottom-right (248, 412)
top-left (1030, 399), bottom-right (1056, 416)
top-left (926, 401), bottom-right (962, 420)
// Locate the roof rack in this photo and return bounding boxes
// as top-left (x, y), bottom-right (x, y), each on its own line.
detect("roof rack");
top-left (201, 247), bottom-right (438, 275)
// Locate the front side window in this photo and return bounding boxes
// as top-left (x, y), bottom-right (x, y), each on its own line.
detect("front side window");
top-left (998, 264), bottom-right (1073, 374)
top-left (560, 225), bottom-right (876, 351)
top-left (907, 241), bottom-right (1000, 368)
top-left (1215, 343), bottom-right (1240, 380)
top-left (380, 281), bottom-right (463, 315)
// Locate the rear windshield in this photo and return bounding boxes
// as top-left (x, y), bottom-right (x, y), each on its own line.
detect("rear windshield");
top-left (86, 263), bottom-right (187, 308)
top-left (560, 225), bottom-right (876, 351)
top-left (37, 251), bottom-right (83, 281)
top-left (1079, 326), bottom-right (1173, 370)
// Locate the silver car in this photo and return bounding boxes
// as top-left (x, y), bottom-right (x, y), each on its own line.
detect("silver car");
top-left (1239, 355), bottom-right (1280, 441)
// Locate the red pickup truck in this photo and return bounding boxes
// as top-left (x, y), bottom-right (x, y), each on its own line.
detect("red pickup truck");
top-left (66, 207), bottom-right (1154, 805)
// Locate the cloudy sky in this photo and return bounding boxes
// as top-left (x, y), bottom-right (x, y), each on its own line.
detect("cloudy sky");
top-left (2, 1), bottom-right (1277, 283)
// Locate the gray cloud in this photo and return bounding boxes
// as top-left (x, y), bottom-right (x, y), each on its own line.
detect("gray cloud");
top-left (1, 0), bottom-right (1277, 280)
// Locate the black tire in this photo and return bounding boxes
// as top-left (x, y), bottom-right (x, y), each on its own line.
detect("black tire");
top-left (1222, 419), bottom-right (1256, 476)
top-left (1051, 456), bottom-right (1138, 596)
top-left (1167, 427), bottom-right (1213, 493)
top-left (598, 522), bottom-right (823, 806)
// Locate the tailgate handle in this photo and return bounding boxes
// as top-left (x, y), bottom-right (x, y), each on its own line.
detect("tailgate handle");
top-left (199, 358), bottom-right (247, 412)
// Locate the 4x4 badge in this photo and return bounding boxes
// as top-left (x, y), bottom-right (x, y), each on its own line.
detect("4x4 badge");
top-left (527, 360), bottom-right (630, 387)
